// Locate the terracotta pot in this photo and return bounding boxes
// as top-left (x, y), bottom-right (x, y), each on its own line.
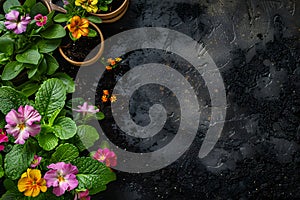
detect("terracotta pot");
top-left (59, 22), bottom-right (105, 66)
top-left (91, 0), bottom-right (129, 23)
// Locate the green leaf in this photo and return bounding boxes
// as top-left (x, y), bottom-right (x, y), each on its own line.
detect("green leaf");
top-left (1, 61), bottom-right (24, 80)
top-left (0, 37), bottom-right (14, 55)
top-left (53, 117), bottom-right (77, 140)
top-left (87, 29), bottom-right (97, 37)
top-left (44, 53), bottom-right (59, 75)
top-left (51, 72), bottom-right (75, 93)
top-left (53, 14), bottom-right (69, 23)
top-left (48, 109), bottom-right (61, 127)
top-left (86, 16), bottom-right (102, 24)
top-left (37, 39), bottom-right (61, 53)
top-left (40, 24), bottom-right (66, 39)
top-left (96, 112), bottom-right (105, 120)
top-left (30, 2), bottom-right (48, 17)
top-left (0, 154), bottom-right (4, 178)
top-left (0, 86), bottom-right (29, 114)
top-left (76, 125), bottom-right (99, 150)
top-left (35, 78), bottom-right (66, 119)
top-left (3, 0), bottom-right (20, 13)
top-left (23, 0), bottom-right (36, 9)
top-left (4, 145), bottom-right (35, 180)
top-left (16, 49), bottom-right (41, 65)
top-left (27, 64), bottom-right (38, 79)
top-left (0, 112), bottom-right (5, 128)
top-left (19, 82), bottom-right (40, 97)
top-left (36, 131), bottom-right (58, 151)
top-left (50, 143), bottom-right (79, 163)
top-left (72, 157), bottom-right (116, 193)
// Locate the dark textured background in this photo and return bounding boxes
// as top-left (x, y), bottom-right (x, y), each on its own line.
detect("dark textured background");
top-left (58, 0), bottom-right (300, 199)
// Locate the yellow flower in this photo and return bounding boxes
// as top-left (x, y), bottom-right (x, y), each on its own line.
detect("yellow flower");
top-left (75, 0), bottom-right (98, 13)
top-left (67, 16), bottom-right (89, 39)
top-left (115, 57), bottom-right (122, 62)
top-left (18, 169), bottom-right (47, 197)
top-left (110, 95), bottom-right (117, 102)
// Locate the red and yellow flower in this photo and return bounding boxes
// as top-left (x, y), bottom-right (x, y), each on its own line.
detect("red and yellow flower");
top-left (67, 16), bottom-right (89, 39)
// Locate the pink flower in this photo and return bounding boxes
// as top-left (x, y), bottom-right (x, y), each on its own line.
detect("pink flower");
top-left (4, 10), bottom-right (31, 34)
top-left (0, 129), bottom-right (8, 151)
top-left (44, 162), bottom-right (78, 196)
top-left (93, 148), bottom-right (117, 167)
top-left (74, 189), bottom-right (90, 200)
top-left (5, 105), bottom-right (41, 144)
top-left (34, 14), bottom-right (47, 27)
top-left (73, 102), bottom-right (99, 116)
top-left (30, 155), bottom-right (42, 168)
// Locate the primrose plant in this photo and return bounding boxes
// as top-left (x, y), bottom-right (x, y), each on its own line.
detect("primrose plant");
top-left (0, 78), bottom-right (116, 199)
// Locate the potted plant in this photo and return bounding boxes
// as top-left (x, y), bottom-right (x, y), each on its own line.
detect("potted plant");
top-left (0, 0), bottom-right (66, 87)
top-left (0, 78), bottom-right (117, 199)
top-left (53, 0), bottom-right (104, 66)
top-left (81, 0), bottom-right (129, 23)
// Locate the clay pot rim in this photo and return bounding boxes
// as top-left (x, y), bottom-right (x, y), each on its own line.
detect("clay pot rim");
top-left (58, 22), bottom-right (105, 67)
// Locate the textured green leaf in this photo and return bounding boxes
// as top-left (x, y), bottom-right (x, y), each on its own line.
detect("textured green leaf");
top-left (36, 131), bottom-right (58, 151)
top-left (0, 86), bottom-right (29, 114)
top-left (1, 61), bottom-right (24, 80)
top-left (76, 125), bottom-right (99, 150)
top-left (72, 157), bottom-right (116, 192)
top-left (51, 73), bottom-right (75, 93)
top-left (35, 78), bottom-right (66, 119)
top-left (86, 16), bottom-right (102, 24)
top-left (37, 39), bottom-right (61, 53)
top-left (4, 145), bottom-right (34, 180)
top-left (40, 24), bottom-right (66, 39)
top-left (16, 49), bottom-right (41, 65)
top-left (44, 53), bottom-right (59, 75)
top-left (53, 117), bottom-right (77, 140)
top-left (23, 0), bottom-right (36, 9)
top-left (50, 143), bottom-right (79, 163)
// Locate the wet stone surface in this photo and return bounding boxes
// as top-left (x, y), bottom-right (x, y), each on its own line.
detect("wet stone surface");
top-left (56, 0), bottom-right (300, 199)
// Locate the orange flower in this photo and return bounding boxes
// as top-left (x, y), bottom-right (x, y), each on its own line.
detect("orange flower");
top-left (18, 169), bottom-right (47, 197)
top-left (67, 16), bottom-right (89, 39)
top-left (103, 90), bottom-right (109, 95)
top-left (106, 66), bottom-right (112, 70)
top-left (102, 95), bottom-right (108, 102)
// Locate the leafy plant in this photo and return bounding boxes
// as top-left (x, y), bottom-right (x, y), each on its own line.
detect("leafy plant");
top-left (0, 0), bottom-right (66, 84)
top-left (0, 78), bottom-right (116, 199)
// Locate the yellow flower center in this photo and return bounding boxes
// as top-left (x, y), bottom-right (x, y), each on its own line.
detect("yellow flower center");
top-left (18, 123), bottom-right (26, 130)
top-left (58, 175), bottom-right (65, 182)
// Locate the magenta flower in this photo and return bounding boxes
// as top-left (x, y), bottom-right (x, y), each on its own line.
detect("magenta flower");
top-left (44, 162), bottom-right (79, 196)
top-left (93, 148), bottom-right (117, 167)
top-left (74, 189), bottom-right (90, 200)
top-left (4, 10), bottom-right (31, 34)
top-left (63, 0), bottom-right (69, 5)
top-left (34, 14), bottom-right (47, 27)
top-left (73, 102), bottom-right (99, 116)
top-left (5, 105), bottom-right (41, 144)
top-left (30, 155), bottom-right (42, 168)
top-left (0, 129), bottom-right (8, 151)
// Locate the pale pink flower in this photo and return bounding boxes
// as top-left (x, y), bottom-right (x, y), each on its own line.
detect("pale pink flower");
top-left (93, 148), bottom-right (117, 167)
top-left (44, 162), bottom-right (78, 196)
top-left (73, 102), bottom-right (99, 116)
top-left (74, 189), bottom-right (90, 200)
top-left (4, 10), bottom-right (31, 34)
top-left (30, 155), bottom-right (42, 168)
top-left (5, 105), bottom-right (41, 144)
